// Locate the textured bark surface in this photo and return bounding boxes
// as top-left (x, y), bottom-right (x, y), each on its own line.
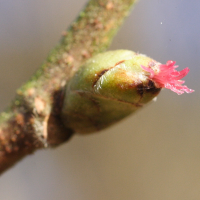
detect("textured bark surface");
top-left (0, 0), bottom-right (138, 174)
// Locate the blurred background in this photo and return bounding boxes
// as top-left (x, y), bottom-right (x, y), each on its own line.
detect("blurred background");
top-left (0, 0), bottom-right (199, 199)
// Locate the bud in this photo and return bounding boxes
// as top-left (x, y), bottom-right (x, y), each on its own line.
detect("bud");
top-left (61, 50), bottom-right (162, 133)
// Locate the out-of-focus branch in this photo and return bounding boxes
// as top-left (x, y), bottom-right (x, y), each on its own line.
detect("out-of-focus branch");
top-left (0, 0), bottom-right (138, 175)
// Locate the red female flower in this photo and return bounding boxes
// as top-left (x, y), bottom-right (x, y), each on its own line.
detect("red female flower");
top-left (141, 60), bottom-right (194, 95)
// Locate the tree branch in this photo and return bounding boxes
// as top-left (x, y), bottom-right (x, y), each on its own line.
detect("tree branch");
top-left (0, 0), bottom-right (138, 174)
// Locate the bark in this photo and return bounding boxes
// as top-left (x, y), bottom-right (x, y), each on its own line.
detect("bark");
top-left (0, 0), bottom-right (138, 174)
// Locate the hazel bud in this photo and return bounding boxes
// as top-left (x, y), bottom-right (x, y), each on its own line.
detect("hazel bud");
top-left (61, 50), bottom-right (161, 133)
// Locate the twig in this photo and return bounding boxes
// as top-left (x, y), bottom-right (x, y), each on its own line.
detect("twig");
top-left (0, 0), bottom-right (138, 175)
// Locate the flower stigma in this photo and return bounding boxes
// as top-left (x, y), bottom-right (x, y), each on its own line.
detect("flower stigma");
top-left (141, 60), bottom-right (194, 95)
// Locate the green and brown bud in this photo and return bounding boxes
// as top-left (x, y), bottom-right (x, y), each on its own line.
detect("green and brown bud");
top-left (61, 50), bottom-right (161, 134)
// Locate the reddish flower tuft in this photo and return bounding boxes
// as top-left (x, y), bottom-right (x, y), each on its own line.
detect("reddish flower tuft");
top-left (141, 60), bottom-right (194, 95)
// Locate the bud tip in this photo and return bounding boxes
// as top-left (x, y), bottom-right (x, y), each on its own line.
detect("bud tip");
top-left (141, 60), bottom-right (194, 95)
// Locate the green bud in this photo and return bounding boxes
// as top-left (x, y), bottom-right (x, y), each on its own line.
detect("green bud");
top-left (61, 50), bottom-right (161, 134)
